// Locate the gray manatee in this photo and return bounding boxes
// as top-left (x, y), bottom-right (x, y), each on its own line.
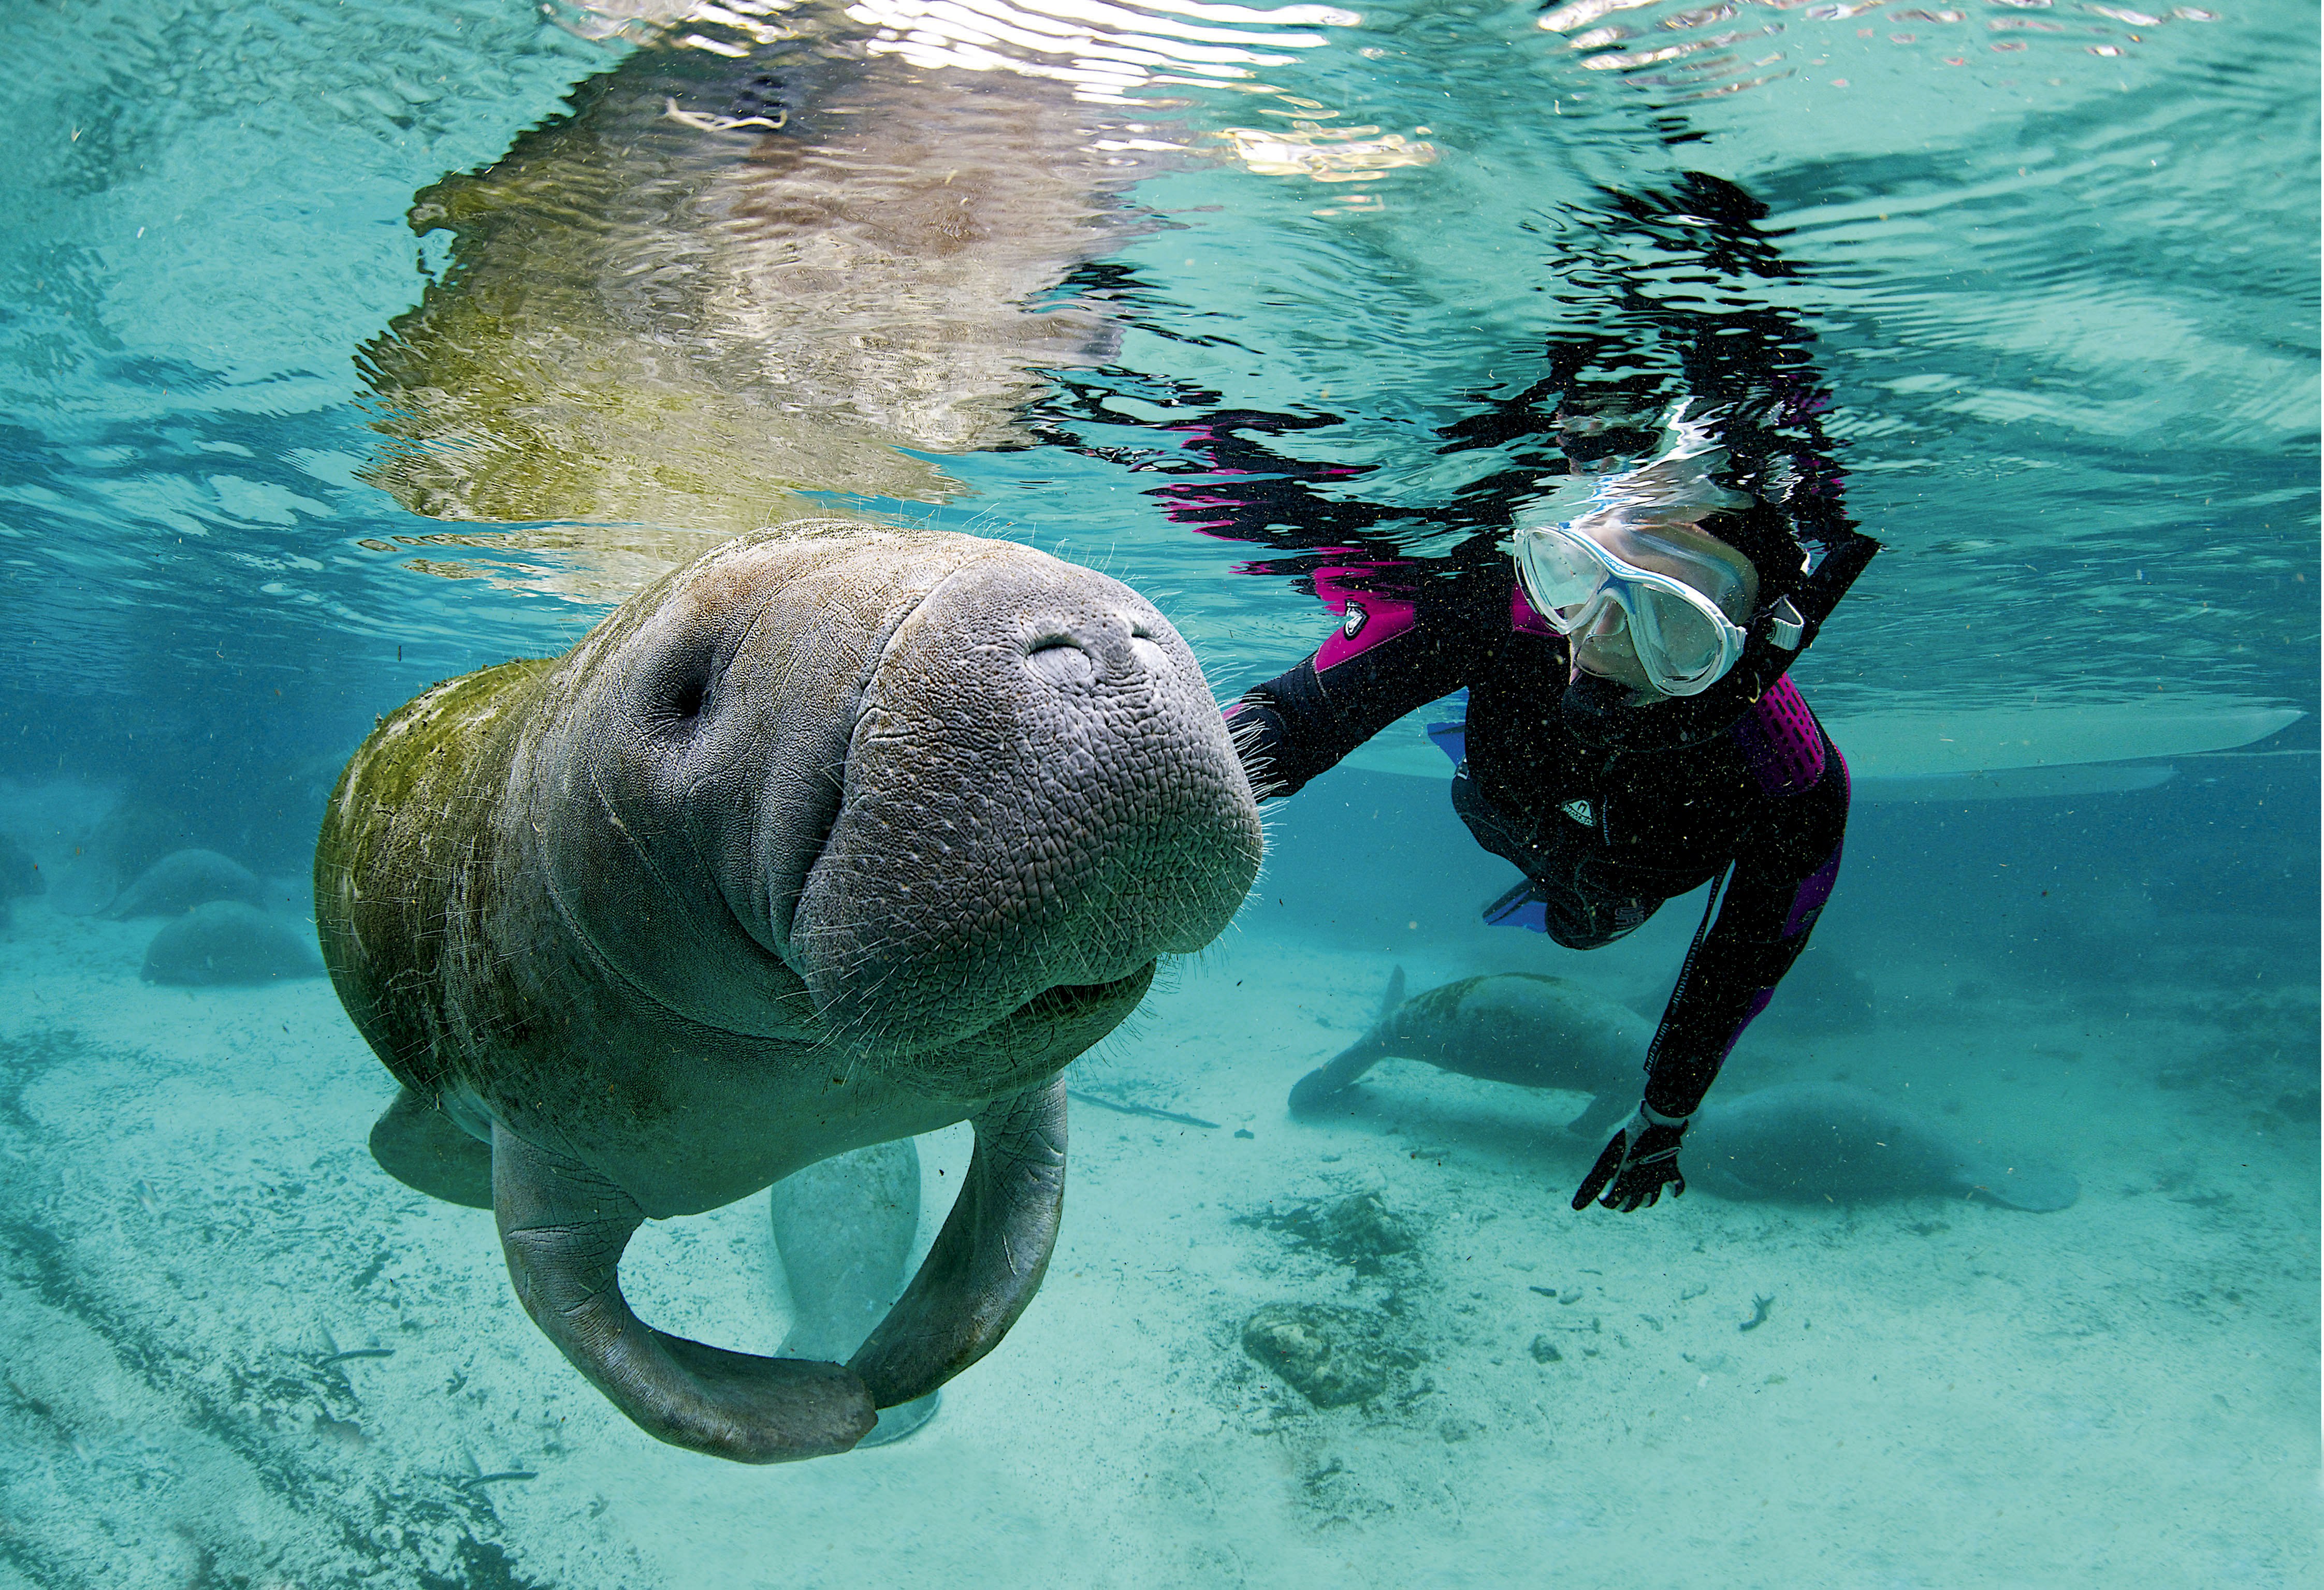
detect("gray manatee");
top-left (316, 521), bottom-right (1262, 1463)
top-left (141, 901), bottom-right (322, 986)
top-left (103, 849), bottom-right (267, 920)
top-left (1289, 969), bottom-right (1648, 1139)
top-left (1686, 1082), bottom-right (2078, 1212)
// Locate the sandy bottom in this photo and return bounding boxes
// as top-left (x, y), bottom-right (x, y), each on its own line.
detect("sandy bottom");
top-left (0, 884), bottom-right (2315, 1588)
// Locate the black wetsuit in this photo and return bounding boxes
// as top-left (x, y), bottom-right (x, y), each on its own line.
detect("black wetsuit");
top-left (1227, 563), bottom-right (1849, 1122)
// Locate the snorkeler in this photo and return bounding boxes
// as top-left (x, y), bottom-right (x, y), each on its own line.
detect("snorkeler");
top-left (1225, 403), bottom-right (1878, 1215)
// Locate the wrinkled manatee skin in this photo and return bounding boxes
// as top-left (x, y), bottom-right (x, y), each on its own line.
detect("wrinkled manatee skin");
top-left (142, 901), bottom-right (324, 986)
top-left (1290, 972), bottom-right (1647, 1136)
top-left (1687, 1082), bottom-right (2078, 1212)
top-left (105, 849), bottom-right (267, 920)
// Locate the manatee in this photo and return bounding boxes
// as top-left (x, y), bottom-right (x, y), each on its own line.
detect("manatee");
top-left (316, 521), bottom-right (1261, 1463)
top-left (103, 849), bottom-right (267, 920)
top-left (768, 1140), bottom-right (939, 1448)
top-left (52, 803), bottom-right (190, 917)
top-left (1288, 969), bottom-right (1648, 1139)
top-left (0, 833), bottom-right (40, 927)
top-left (141, 901), bottom-right (323, 986)
top-left (1686, 1082), bottom-right (2078, 1212)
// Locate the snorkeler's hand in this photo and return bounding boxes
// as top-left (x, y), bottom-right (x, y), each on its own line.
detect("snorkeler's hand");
top-left (1572, 1107), bottom-right (1688, 1213)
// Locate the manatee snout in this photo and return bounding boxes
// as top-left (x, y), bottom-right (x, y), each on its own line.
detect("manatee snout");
top-left (792, 554), bottom-right (1260, 1084)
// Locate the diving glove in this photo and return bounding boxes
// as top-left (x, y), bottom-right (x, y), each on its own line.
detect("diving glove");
top-left (1573, 1104), bottom-right (1689, 1212)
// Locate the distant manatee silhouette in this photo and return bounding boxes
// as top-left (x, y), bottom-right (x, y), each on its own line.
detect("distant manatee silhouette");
top-left (1687, 1082), bottom-right (2077, 1211)
top-left (142, 901), bottom-right (323, 986)
top-left (104, 849), bottom-right (267, 920)
top-left (1289, 969), bottom-right (1647, 1139)
top-left (0, 834), bottom-right (41, 927)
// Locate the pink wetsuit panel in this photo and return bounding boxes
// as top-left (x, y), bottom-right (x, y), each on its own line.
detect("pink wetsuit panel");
top-left (1313, 565), bottom-right (1418, 672)
top-left (1731, 675), bottom-right (1825, 797)
top-left (1510, 584), bottom-right (1558, 638)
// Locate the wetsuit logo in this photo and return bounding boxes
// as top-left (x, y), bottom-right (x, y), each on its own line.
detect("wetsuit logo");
top-left (1561, 798), bottom-right (1595, 827)
top-left (1341, 602), bottom-right (1367, 639)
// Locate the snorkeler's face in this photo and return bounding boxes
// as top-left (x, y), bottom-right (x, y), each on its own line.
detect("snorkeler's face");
top-left (1565, 523), bottom-right (1759, 698)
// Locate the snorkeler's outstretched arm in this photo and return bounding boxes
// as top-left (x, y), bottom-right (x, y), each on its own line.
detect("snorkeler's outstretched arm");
top-left (1578, 697), bottom-right (1850, 1211)
top-left (1227, 575), bottom-right (1499, 797)
top-left (1644, 720), bottom-right (1849, 1119)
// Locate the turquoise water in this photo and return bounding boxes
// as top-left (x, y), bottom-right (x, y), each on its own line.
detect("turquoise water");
top-left (0, 0), bottom-right (2315, 1584)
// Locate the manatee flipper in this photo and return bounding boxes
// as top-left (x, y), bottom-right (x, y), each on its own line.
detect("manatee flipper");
top-left (769, 1139), bottom-right (939, 1446)
top-left (1287, 967), bottom-right (1405, 1114)
top-left (847, 1076), bottom-right (1065, 1410)
top-left (1563, 1090), bottom-right (1632, 1141)
top-left (1288, 1040), bottom-right (1388, 1114)
top-left (494, 1124), bottom-right (875, 1462)
top-left (1958, 1159), bottom-right (2079, 1213)
top-left (368, 1087), bottom-right (493, 1209)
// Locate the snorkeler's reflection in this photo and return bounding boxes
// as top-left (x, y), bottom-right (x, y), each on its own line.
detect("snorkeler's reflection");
top-left (1127, 174), bottom-right (1881, 1213)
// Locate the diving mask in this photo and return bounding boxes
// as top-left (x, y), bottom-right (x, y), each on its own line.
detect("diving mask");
top-left (1512, 518), bottom-right (1750, 696)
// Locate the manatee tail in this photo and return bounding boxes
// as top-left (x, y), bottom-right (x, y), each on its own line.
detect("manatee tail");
top-left (1563, 1091), bottom-right (1631, 1141)
top-left (1288, 970), bottom-right (1404, 1115)
top-left (1377, 966), bottom-right (1406, 1024)
top-left (1960, 1159), bottom-right (2079, 1213)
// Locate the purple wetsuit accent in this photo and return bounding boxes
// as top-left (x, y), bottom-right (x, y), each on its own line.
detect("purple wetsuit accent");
top-left (1783, 832), bottom-right (1844, 940)
top-left (1510, 584), bottom-right (1557, 638)
top-left (1731, 675), bottom-right (1825, 796)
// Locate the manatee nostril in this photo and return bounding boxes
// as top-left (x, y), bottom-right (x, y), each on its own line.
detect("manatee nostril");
top-left (644, 641), bottom-right (716, 732)
top-left (1024, 633), bottom-right (1095, 688)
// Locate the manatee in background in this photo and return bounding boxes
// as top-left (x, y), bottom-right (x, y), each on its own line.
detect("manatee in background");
top-left (1686, 1082), bottom-right (2078, 1212)
top-left (768, 1140), bottom-right (940, 1447)
top-left (358, 4), bottom-right (1171, 568)
top-left (1288, 969), bottom-right (1648, 1138)
top-left (318, 521), bottom-right (1262, 1462)
top-left (102, 849), bottom-right (267, 920)
top-left (142, 902), bottom-right (323, 986)
top-left (1755, 944), bottom-right (1876, 1036)
top-left (50, 803), bottom-right (191, 917)
top-left (0, 834), bottom-right (41, 927)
